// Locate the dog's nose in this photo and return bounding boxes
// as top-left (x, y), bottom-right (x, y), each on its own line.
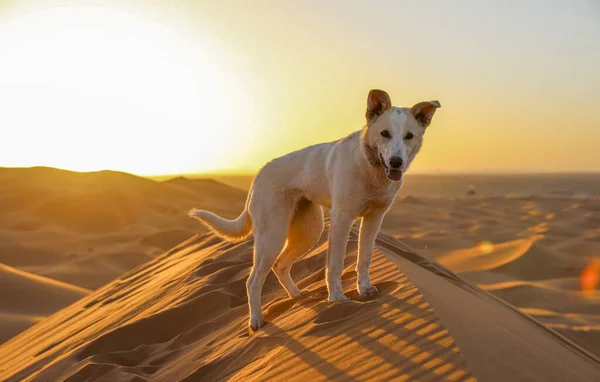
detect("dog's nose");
top-left (389, 156), bottom-right (403, 169)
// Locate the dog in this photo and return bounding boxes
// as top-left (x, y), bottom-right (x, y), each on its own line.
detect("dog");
top-left (189, 89), bottom-right (440, 331)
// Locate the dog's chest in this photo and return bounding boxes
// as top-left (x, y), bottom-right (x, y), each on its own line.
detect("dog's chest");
top-left (357, 183), bottom-right (400, 217)
top-left (359, 197), bottom-right (392, 217)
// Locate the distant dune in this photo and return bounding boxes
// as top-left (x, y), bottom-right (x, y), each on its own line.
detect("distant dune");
top-left (0, 167), bottom-right (246, 283)
top-left (0, 263), bottom-right (89, 342)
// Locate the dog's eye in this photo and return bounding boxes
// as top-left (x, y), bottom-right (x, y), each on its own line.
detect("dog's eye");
top-left (380, 130), bottom-right (391, 138)
top-left (404, 132), bottom-right (414, 140)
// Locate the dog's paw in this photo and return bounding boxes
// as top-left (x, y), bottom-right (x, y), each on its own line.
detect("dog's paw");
top-left (248, 316), bottom-right (265, 333)
top-left (359, 285), bottom-right (379, 297)
top-left (288, 288), bottom-right (311, 299)
top-left (328, 291), bottom-right (349, 302)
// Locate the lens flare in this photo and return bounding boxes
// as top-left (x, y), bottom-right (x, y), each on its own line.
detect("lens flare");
top-left (476, 241), bottom-right (494, 255)
top-left (581, 262), bottom-right (599, 296)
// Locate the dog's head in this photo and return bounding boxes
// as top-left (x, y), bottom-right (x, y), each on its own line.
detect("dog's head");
top-left (361, 89), bottom-right (440, 182)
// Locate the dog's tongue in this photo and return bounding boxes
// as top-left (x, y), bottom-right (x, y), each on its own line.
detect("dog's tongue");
top-left (387, 169), bottom-right (403, 182)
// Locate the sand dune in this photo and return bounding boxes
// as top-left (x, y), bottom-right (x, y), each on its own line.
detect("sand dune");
top-left (1, 225), bottom-right (598, 381)
top-left (0, 263), bottom-right (89, 342)
top-left (0, 264), bottom-right (90, 311)
top-left (0, 167), bottom-right (246, 233)
top-left (435, 238), bottom-right (538, 273)
top-left (436, 238), bottom-right (586, 280)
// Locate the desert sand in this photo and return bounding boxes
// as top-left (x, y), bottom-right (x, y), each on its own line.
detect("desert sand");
top-left (0, 167), bottom-right (599, 381)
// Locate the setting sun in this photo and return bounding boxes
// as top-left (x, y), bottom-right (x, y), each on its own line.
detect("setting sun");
top-left (0, 4), bottom-right (254, 175)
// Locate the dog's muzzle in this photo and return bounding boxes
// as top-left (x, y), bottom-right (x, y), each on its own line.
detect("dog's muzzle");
top-left (379, 153), bottom-right (403, 182)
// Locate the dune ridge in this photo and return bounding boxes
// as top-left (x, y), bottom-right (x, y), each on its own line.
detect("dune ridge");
top-left (377, 236), bottom-right (600, 368)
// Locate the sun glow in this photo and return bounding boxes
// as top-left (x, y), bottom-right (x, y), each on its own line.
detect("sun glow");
top-left (581, 261), bottom-right (599, 297)
top-left (0, 5), bottom-right (253, 175)
top-left (476, 241), bottom-right (495, 255)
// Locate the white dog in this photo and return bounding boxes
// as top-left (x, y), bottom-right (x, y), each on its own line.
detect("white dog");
top-left (189, 89), bottom-right (440, 331)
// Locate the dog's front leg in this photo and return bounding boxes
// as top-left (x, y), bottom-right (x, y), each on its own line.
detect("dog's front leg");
top-left (326, 209), bottom-right (355, 301)
top-left (357, 212), bottom-right (385, 296)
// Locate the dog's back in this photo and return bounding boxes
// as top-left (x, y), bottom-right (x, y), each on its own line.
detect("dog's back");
top-left (251, 138), bottom-right (348, 209)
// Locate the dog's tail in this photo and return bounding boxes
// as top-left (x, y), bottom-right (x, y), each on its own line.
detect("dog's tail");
top-left (188, 189), bottom-right (253, 241)
top-left (188, 208), bottom-right (252, 241)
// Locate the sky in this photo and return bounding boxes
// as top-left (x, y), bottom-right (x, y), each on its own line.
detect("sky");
top-left (0, 0), bottom-right (599, 175)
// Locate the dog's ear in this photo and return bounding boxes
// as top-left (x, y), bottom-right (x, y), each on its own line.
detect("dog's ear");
top-left (366, 89), bottom-right (392, 122)
top-left (410, 100), bottom-right (441, 129)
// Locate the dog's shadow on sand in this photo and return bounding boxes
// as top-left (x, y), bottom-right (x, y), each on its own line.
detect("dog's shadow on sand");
top-left (262, 280), bottom-right (397, 326)
top-left (252, 278), bottom-right (471, 381)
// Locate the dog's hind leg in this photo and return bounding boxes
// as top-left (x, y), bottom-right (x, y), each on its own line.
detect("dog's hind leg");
top-left (246, 195), bottom-right (293, 331)
top-left (247, 227), bottom-right (288, 331)
top-left (273, 199), bottom-right (324, 298)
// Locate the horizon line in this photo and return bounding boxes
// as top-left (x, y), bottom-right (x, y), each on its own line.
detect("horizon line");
top-left (2, 165), bottom-right (600, 179)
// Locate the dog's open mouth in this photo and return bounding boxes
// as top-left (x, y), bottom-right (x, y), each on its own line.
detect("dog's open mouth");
top-left (379, 153), bottom-right (403, 182)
